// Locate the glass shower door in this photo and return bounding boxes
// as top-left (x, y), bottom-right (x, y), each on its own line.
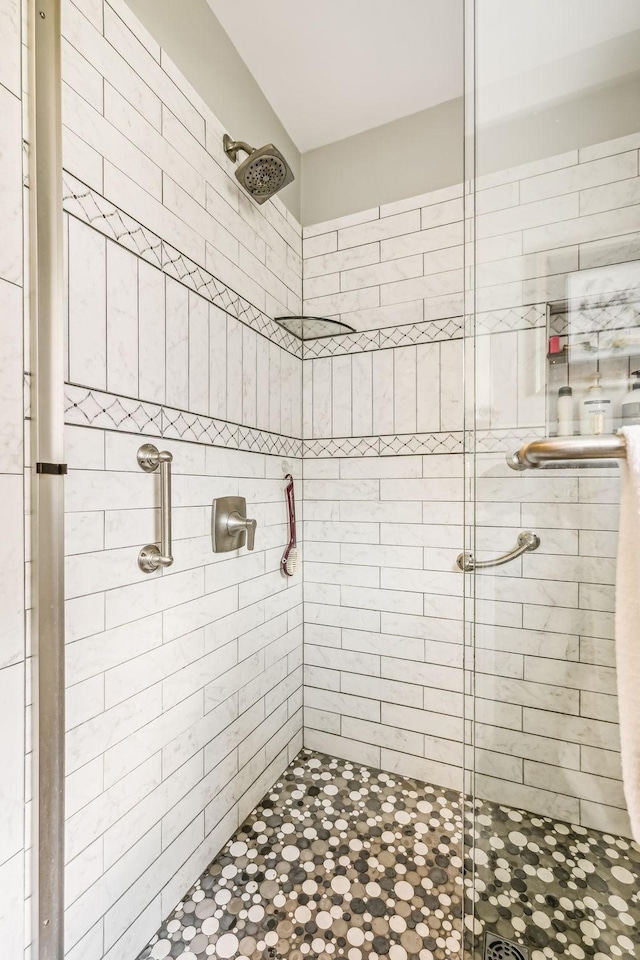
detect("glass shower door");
top-left (464, 1), bottom-right (640, 956)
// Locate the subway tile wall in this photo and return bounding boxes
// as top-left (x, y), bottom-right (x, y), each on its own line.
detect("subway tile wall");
top-left (301, 131), bottom-right (640, 838)
top-left (0, 0), bottom-right (28, 955)
top-left (60, 1), bottom-right (303, 958)
top-left (64, 428), bottom-right (302, 960)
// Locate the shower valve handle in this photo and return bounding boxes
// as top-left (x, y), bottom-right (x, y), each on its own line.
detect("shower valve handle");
top-left (227, 512), bottom-right (257, 551)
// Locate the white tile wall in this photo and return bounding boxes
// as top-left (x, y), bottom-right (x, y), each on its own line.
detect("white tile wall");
top-left (62, 0), bottom-right (302, 321)
top-left (302, 131), bottom-right (640, 837)
top-left (64, 427), bottom-right (303, 957)
top-left (60, 1), bottom-right (304, 957)
top-left (0, 0), bottom-right (27, 954)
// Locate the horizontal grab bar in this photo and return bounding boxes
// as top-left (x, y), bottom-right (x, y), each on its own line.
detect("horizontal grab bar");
top-left (508, 434), bottom-right (626, 470)
top-left (456, 531), bottom-right (540, 572)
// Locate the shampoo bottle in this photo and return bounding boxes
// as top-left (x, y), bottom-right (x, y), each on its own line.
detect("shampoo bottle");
top-left (557, 386), bottom-right (574, 436)
top-left (581, 372), bottom-right (613, 436)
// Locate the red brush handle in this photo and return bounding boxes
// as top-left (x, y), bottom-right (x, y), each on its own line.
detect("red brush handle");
top-left (281, 474), bottom-right (296, 576)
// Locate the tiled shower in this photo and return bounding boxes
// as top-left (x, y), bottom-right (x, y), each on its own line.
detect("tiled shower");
top-left (2, 0), bottom-right (639, 958)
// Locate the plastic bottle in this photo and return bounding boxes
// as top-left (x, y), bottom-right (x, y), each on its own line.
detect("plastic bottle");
top-left (580, 372), bottom-right (613, 436)
top-left (557, 385), bottom-right (574, 436)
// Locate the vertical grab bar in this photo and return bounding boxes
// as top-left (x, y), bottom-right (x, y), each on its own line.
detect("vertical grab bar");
top-left (137, 443), bottom-right (174, 572)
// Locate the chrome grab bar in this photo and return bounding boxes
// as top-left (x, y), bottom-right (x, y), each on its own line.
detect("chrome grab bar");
top-left (137, 443), bottom-right (174, 572)
top-left (508, 434), bottom-right (626, 470)
top-left (456, 530), bottom-right (540, 572)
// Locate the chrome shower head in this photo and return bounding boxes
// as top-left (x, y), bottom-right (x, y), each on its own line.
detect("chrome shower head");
top-left (223, 134), bottom-right (295, 204)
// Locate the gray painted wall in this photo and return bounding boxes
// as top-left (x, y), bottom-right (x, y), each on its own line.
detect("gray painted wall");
top-left (126, 0), bottom-right (302, 219)
top-left (477, 71), bottom-right (640, 176)
top-left (123, 1), bottom-right (640, 228)
top-left (300, 99), bottom-right (464, 226)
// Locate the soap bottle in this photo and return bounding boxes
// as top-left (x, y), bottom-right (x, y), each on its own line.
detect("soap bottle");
top-left (621, 370), bottom-right (640, 426)
top-left (581, 372), bottom-right (613, 436)
top-left (557, 386), bottom-right (574, 436)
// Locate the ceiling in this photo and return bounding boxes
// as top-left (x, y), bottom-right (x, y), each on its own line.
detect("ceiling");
top-left (207, 0), bottom-right (640, 153)
top-left (206, 0), bottom-right (463, 153)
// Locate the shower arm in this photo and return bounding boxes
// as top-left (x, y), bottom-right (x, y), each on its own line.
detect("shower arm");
top-left (223, 134), bottom-right (255, 162)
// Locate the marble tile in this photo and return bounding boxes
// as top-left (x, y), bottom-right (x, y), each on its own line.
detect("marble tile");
top-left (0, 84), bottom-right (22, 286)
top-left (338, 210), bottom-right (420, 250)
top-left (187, 292), bottom-right (209, 415)
top-left (0, 278), bottom-right (23, 473)
top-left (138, 261), bottom-right (166, 403)
top-left (521, 150), bottom-right (638, 204)
top-left (68, 218), bottom-right (107, 388)
top-left (106, 240), bottom-right (139, 396)
top-left (63, 82), bottom-right (162, 199)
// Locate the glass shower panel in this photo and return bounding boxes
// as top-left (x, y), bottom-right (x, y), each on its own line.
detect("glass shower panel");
top-left (464, 2), bottom-right (640, 957)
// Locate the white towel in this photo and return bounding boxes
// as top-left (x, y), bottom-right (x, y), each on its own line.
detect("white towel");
top-left (616, 425), bottom-right (640, 841)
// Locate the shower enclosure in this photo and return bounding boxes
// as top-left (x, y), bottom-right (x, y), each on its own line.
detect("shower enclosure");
top-left (7, 0), bottom-right (639, 958)
top-left (463, 4), bottom-right (640, 956)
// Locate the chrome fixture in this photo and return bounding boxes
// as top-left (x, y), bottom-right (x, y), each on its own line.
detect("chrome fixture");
top-left (212, 496), bottom-right (257, 553)
top-left (484, 933), bottom-right (528, 960)
top-left (223, 134), bottom-right (294, 204)
top-left (456, 531), bottom-right (540, 572)
top-left (274, 315), bottom-right (356, 340)
top-left (137, 443), bottom-right (174, 572)
top-left (509, 434), bottom-right (627, 470)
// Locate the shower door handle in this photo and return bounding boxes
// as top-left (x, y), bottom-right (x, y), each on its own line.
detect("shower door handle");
top-left (137, 443), bottom-right (174, 573)
top-left (456, 531), bottom-right (540, 572)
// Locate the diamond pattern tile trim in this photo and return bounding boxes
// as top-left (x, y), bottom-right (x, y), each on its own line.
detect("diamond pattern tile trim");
top-left (470, 427), bottom-right (546, 455)
top-left (550, 301), bottom-right (640, 336)
top-left (303, 433), bottom-right (464, 458)
top-left (65, 385), bottom-right (302, 458)
top-left (303, 317), bottom-right (464, 360)
top-left (472, 305), bottom-right (546, 337)
top-left (62, 172), bottom-right (302, 358)
top-left (302, 429), bottom-right (555, 459)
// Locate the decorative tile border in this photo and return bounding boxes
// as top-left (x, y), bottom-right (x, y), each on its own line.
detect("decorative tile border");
top-left (302, 428), bottom-right (554, 458)
top-left (472, 304), bottom-right (546, 336)
top-left (303, 432), bottom-right (464, 458)
top-left (300, 305), bottom-right (548, 360)
top-left (62, 172), bottom-right (302, 358)
top-left (470, 426), bottom-right (546, 454)
top-left (63, 385), bottom-right (550, 462)
top-left (64, 384), bottom-right (302, 458)
top-left (302, 316), bottom-right (464, 360)
top-left (550, 300), bottom-right (640, 336)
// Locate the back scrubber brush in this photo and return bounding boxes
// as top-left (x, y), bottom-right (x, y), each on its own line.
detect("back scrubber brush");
top-left (281, 474), bottom-right (299, 577)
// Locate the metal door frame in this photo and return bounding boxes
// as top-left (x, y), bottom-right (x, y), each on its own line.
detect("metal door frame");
top-left (29, 1), bottom-right (66, 956)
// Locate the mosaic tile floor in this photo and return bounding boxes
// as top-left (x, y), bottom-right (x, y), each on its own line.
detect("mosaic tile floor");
top-left (137, 750), bottom-right (640, 960)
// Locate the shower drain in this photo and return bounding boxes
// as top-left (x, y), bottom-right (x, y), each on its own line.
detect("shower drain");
top-left (483, 932), bottom-right (529, 960)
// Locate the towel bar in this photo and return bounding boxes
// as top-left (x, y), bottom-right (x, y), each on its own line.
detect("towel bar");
top-left (508, 434), bottom-right (627, 470)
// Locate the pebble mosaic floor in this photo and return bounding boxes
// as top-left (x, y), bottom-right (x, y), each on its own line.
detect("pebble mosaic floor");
top-left (137, 750), bottom-right (640, 960)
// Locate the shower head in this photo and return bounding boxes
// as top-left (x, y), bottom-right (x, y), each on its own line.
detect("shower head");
top-left (223, 134), bottom-right (295, 204)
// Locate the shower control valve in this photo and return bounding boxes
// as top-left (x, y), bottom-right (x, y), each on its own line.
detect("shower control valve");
top-left (212, 496), bottom-right (257, 553)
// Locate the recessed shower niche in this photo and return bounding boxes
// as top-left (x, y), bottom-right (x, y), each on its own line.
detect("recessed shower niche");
top-left (546, 264), bottom-right (640, 438)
